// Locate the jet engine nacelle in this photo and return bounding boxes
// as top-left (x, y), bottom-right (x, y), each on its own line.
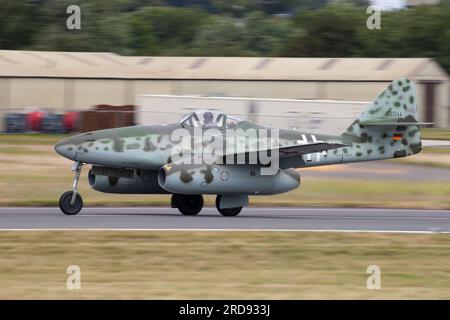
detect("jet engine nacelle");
top-left (88, 168), bottom-right (169, 194)
top-left (158, 164), bottom-right (300, 195)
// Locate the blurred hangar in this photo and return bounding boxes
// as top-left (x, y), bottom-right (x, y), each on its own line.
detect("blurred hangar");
top-left (0, 50), bottom-right (448, 133)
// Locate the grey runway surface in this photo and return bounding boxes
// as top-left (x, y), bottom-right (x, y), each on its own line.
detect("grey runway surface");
top-left (1, 207), bottom-right (450, 233)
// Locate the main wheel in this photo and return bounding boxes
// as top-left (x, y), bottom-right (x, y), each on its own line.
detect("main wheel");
top-left (216, 195), bottom-right (242, 217)
top-left (59, 191), bottom-right (83, 215)
top-left (173, 194), bottom-right (203, 216)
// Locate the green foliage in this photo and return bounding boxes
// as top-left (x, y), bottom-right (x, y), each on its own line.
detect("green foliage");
top-left (281, 2), bottom-right (450, 72)
top-left (126, 7), bottom-right (206, 55)
top-left (28, 0), bottom-right (133, 52)
top-left (190, 12), bottom-right (291, 56)
top-left (355, 4), bottom-right (450, 72)
top-left (210, 0), bottom-right (259, 17)
top-left (0, 0), bottom-right (42, 49)
top-left (283, 5), bottom-right (360, 57)
top-left (243, 11), bottom-right (292, 55)
top-left (0, 1), bottom-right (448, 73)
top-left (189, 16), bottom-right (251, 56)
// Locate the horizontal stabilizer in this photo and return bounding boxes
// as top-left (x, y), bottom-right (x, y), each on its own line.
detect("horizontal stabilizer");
top-left (359, 119), bottom-right (433, 127)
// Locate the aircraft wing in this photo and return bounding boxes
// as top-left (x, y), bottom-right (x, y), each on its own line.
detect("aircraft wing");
top-left (277, 142), bottom-right (348, 156)
top-left (220, 142), bottom-right (348, 162)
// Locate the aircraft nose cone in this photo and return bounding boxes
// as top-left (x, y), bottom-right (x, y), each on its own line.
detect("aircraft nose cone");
top-left (55, 137), bottom-right (75, 160)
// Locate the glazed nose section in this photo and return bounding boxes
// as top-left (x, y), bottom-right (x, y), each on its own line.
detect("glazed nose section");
top-left (55, 137), bottom-right (76, 160)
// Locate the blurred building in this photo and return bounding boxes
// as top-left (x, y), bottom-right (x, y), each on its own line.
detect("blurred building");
top-left (0, 50), bottom-right (448, 130)
top-left (138, 95), bottom-right (370, 135)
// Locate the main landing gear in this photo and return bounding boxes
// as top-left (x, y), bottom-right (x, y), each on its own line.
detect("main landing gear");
top-left (171, 194), bottom-right (204, 216)
top-left (171, 194), bottom-right (243, 217)
top-left (216, 195), bottom-right (242, 217)
top-left (59, 161), bottom-right (84, 215)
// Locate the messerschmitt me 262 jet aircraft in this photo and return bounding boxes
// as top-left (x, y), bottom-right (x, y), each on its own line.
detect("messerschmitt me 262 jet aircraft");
top-left (55, 79), bottom-right (427, 216)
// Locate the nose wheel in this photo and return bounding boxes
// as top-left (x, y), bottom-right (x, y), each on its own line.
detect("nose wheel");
top-left (59, 162), bottom-right (84, 215)
top-left (59, 191), bottom-right (83, 215)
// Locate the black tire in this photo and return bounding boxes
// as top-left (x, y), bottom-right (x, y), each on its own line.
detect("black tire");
top-left (173, 194), bottom-right (203, 216)
top-left (216, 195), bottom-right (242, 217)
top-left (59, 191), bottom-right (83, 215)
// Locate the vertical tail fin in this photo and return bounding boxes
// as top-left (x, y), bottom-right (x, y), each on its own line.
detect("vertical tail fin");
top-left (342, 78), bottom-right (424, 156)
top-left (359, 78), bottom-right (420, 125)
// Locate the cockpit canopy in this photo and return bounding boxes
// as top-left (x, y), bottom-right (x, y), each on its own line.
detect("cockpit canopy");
top-left (179, 110), bottom-right (242, 129)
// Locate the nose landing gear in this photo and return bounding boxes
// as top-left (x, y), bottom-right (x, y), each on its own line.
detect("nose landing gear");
top-left (59, 161), bottom-right (84, 215)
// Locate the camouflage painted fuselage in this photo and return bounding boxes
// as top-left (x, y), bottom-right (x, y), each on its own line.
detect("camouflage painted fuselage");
top-left (55, 120), bottom-right (421, 171)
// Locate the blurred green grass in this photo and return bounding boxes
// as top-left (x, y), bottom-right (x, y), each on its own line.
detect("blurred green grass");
top-left (0, 133), bottom-right (68, 145)
top-left (422, 147), bottom-right (450, 154)
top-left (421, 128), bottom-right (450, 140)
top-left (1, 231), bottom-right (450, 299)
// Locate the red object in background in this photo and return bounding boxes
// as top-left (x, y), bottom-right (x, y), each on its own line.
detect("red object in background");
top-left (26, 111), bottom-right (45, 131)
top-left (63, 112), bottom-right (79, 132)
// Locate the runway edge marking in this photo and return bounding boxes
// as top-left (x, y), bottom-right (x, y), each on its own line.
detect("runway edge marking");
top-left (0, 228), bottom-right (449, 234)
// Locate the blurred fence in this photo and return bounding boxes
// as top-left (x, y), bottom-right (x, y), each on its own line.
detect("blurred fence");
top-left (3, 110), bottom-right (75, 134)
top-left (1, 105), bottom-right (135, 134)
top-left (78, 105), bottom-right (135, 132)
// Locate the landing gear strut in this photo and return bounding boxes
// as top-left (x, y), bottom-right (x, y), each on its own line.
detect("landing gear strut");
top-left (172, 194), bottom-right (203, 216)
top-left (59, 162), bottom-right (84, 215)
top-left (216, 195), bottom-right (242, 216)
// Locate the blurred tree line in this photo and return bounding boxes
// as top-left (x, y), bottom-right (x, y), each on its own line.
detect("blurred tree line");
top-left (0, 0), bottom-right (449, 73)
